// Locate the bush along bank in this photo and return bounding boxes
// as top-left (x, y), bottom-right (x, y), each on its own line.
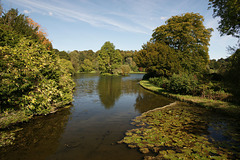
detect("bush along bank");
top-left (139, 79), bottom-right (240, 117)
top-left (0, 38), bottom-right (75, 130)
top-left (119, 79), bottom-right (240, 159)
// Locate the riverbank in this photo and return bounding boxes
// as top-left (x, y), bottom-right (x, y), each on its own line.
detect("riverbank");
top-left (0, 105), bottom-right (72, 130)
top-left (139, 80), bottom-right (240, 117)
top-left (119, 80), bottom-right (240, 159)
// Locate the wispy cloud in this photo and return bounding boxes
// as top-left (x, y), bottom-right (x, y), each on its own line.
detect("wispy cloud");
top-left (7, 0), bottom-right (207, 35)
top-left (8, 0), bottom-right (154, 34)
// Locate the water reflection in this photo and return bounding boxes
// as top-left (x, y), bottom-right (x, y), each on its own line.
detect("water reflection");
top-left (97, 76), bottom-right (122, 109)
top-left (0, 73), bottom-right (176, 160)
top-left (134, 91), bottom-right (174, 113)
top-left (0, 108), bottom-right (71, 160)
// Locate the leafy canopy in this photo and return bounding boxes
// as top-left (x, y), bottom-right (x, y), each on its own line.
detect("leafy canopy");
top-left (135, 42), bottom-right (180, 77)
top-left (209, 0), bottom-right (240, 38)
top-left (136, 13), bottom-right (212, 77)
top-left (0, 38), bottom-right (75, 114)
top-left (0, 6), bottom-right (74, 115)
top-left (98, 41), bottom-right (122, 73)
top-left (0, 8), bottom-right (52, 49)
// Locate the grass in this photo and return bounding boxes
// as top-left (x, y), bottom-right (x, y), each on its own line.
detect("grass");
top-left (119, 80), bottom-right (240, 159)
top-left (140, 80), bottom-right (240, 117)
top-left (129, 71), bottom-right (147, 74)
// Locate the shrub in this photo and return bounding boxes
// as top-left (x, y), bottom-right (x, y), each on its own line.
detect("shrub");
top-left (167, 73), bottom-right (199, 95)
top-left (149, 73), bottom-right (199, 95)
top-left (121, 65), bottom-right (131, 76)
top-left (0, 38), bottom-right (75, 114)
top-left (149, 73), bottom-right (232, 101)
top-left (149, 77), bottom-right (169, 88)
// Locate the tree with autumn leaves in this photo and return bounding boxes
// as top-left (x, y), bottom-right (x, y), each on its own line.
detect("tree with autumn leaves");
top-left (0, 7), bottom-right (74, 117)
top-left (0, 8), bottom-right (52, 50)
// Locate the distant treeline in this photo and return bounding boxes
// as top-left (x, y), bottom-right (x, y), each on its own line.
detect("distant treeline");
top-left (54, 46), bottom-right (142, 74)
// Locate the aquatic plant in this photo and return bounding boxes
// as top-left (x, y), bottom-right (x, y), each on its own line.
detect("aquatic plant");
top-left (119, 102), bottom-right (240, 159)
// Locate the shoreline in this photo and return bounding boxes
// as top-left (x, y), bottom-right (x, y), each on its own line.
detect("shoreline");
top-left (139, 80), bottom-right (240, 117)
top-left (119, 80), bottom-right (240, 159)
top-left (0, 104), bottom-right (72, 130)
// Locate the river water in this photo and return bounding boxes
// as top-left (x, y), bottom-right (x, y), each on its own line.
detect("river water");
top-left (0, 73), bottom-right (174, 160)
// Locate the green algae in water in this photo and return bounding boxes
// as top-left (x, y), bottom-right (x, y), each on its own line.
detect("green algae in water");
top-left (119, 102), bottom-right (240, 159)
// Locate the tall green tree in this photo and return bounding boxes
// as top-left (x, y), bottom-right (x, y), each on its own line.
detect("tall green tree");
top-left (69, 50), bottom-right (80, 72)
top-left (151, 13), bottom-right (212, 74)
top-left (135, 42), bottom-right (180, 77)
top-left (208, 0), bottom-right (240, 38)
top-left (98, 41), bottom-right (122, 73)
top-left (80, 59), bottom-right (94, 72)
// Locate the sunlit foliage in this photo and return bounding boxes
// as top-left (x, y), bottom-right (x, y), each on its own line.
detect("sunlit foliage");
top-left (136, 13), bottom-right (212, 77)
top-left (0, 38), bottom-right (75, 114)
top-left (98, 41), bottom-right (122, 74)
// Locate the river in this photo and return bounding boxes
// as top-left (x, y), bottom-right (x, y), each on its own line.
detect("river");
top-left (0, 73), bottom-right (174, 160)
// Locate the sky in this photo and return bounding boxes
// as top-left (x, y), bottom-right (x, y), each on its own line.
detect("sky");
top-left (2, 0), bottom-right (238, 60)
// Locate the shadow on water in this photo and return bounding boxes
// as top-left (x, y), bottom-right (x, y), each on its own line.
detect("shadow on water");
top-left (0, 107), bottom-right (71, 160)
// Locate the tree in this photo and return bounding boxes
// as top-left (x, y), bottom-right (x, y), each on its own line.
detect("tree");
top-left (97, 41), bottom-right (122, 73)
top-left (150, 13), bottom-right (212, 74)
top-left (0, 24), bottom-right (20, 47)
top-left (208, 0), bottom-right (240, 38)
top-left (80, 59), bottom-right (94, 72)
top-left (0, 38), bottom-right (74, 114)
top-left (69, 50), bottom-right (80, 72)
top-left (0, 9), bottom-right (38, 40)
top-left (0, 8), bottom-right (52, 49)
top-left (225, 49), bottom-right (240, 102)
top-left (121, 65), bottom-right (131, 76)
top-left (27, 17), bottom-right (52, 50)
top-left (55, 50), bottom-right (71, 60)
top-left (59, 59), bottom-right (75, 76)
top-left (135, 42), bottom-right (180, 77)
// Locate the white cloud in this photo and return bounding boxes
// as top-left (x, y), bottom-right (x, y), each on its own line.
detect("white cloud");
top-left (48, 12), bottom-right (53, 16)
top-left (23, 10), bottom-right (30, 14)
top-left (160, 17), bottom-right (167, 20)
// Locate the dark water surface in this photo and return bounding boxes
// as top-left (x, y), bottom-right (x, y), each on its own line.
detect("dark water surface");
top-left (0, 73), bottom-right (174, 160)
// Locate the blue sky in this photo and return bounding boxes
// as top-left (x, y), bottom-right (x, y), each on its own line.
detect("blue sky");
top-left (2, 0), bottom-right (238, 59)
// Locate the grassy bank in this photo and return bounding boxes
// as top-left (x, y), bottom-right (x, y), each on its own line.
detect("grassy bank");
top-left (140, 80), bottom-right (240, 117)
top-left (118, 80), bottom-right (240, 159)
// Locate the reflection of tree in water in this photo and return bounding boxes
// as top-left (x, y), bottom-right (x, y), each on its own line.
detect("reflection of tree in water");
top-left (0, 108), bottom-right (71, 160)
top-left (121, 80), bottom-right (139, 95)
top-left (134, 91), bottom-right (174, 113)
top-left (98, 76), bottom-right (122, 109)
